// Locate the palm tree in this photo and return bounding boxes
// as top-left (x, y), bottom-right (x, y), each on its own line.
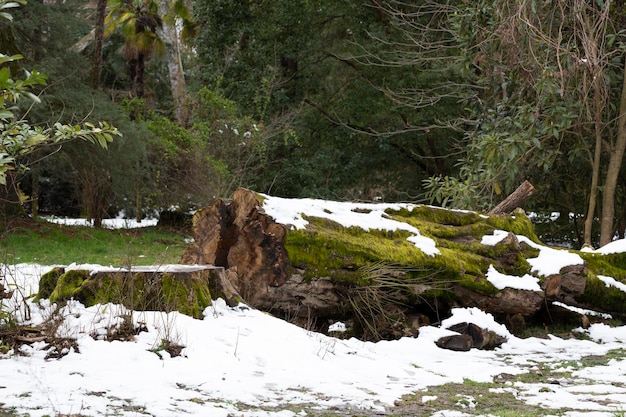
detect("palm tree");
top-left (105, 0), bottom-right (165, 99)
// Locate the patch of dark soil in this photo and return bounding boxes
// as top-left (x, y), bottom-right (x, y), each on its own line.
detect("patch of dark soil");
top-left (43, 337), bottom-right (80, 360)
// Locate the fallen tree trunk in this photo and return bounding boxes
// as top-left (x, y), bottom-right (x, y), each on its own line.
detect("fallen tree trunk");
top-left (40, 188), bottom-right (626, 343)
top-left (176, 188), bottom-right (626, 341)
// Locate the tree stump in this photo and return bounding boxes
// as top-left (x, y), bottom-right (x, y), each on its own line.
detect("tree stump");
top-left (180, 188), bottom-right (289, 305)
top-left (38, 265), bottom-right (222, 318)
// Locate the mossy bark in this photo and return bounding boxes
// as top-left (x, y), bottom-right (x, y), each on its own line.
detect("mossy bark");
top-left (38, 266), bottom-right (222, 319)
top-left (49, 270), bottom-right (92, 302)
top-left (282, 208), bottom-right (539, 296)
top-left (180, 188), bottom-right (626, 340)
top-left (277, 209), bottom-right (547, 338)
top-left (577, 253), bottom-right (626, 318)
top-left (36, 267), bottom-right (66, 301)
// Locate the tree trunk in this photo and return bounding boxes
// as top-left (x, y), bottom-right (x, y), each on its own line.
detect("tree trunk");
top-left (157, 0), bottom-right (188, 126)
top-left (71, 30), bottom-right (94, 54)
top-left (90, 0), bottom-right (106, 89)
top-left (584, 126), bottom-right (602, 246)
top-left (579, 10), bottom-right (609, 248)
top-left (133, 52), bottom-right (145, 99)
top-left (488, 180), bottom-right (535, 215)
top-left (617, 192), bottom-right (626, 240)
top-left (79, 169), bottom-right (111, 228)
top-left (584, 76), bottom-right (605, 247)
top-left (599, 56), bottom-right (626, 247)
top-left (37, 265), bottom-right (222, 319)
top-left (180, 188), bottom-right (626, 341)
top-left (167, 40), bottom-right (188, 126)
top-left (30, 172), bottom-right (39, 219)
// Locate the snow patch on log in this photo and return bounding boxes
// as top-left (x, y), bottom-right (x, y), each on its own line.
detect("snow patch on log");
top-left (552, 301), bottom-right (612, 319)
top-left (482, 230), bottom-right (584, 276)
top-left (486, 264), bottom-right (541, 291)
top-left (260, 194), bottom-right (440, 256)
top-left (441, 307), bottom-right (513, 339)
top-left (597, 275), bottom-right (626, 293)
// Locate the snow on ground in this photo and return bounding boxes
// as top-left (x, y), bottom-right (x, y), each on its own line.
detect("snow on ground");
top-left (43, 215), bottom-right (158, 229)
top-left (2, 264), bottom-right (626, 417)
top-left (3, 201), bottom-right (626, 416)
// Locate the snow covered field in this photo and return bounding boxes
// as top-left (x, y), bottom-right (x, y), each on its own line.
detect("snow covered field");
top-left (3, 198), bottom-right (626, 416)
top-left (3, 265), bottom-right (626, 417)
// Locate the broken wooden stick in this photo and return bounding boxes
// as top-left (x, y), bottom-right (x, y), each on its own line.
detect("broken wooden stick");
top-left (488, 180), bottom-right (535, 215)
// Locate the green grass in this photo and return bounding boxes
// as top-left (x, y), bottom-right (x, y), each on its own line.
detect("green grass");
top-left (393, 378), bottom-right (555, 417)
top-left (0, 220), bottom-right (191, 266)
top-left (379, 350), bottom-right (626, 417)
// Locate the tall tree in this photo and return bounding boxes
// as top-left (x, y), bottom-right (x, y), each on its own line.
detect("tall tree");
top-left (91, 0), bottom-right (107, 89)
top-left (157, 0), bottom-right (194, 125)
top-left (0, 0), bottom-right (121, 218)
top-left (463, 0), bottom-right (623, 247)
top-left (105, 0), bottom-right (164, 99)
top-left (602, 54), bottom-right (626, 246)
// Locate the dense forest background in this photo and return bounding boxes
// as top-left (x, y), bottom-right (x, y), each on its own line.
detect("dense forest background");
top-left (2, 0), bottom-right (626, 249)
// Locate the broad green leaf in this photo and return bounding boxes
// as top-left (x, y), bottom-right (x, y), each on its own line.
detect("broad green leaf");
top-left (531, 137), bottom-right (541, 149)
top-left (0, 110), bottom-right (13, 119)
top-left (97, 135), bottom-right (108, 148)
top-left (0, 67), bottom-right (10, 84)
top-left (0, 53), bottom-right (22, 65)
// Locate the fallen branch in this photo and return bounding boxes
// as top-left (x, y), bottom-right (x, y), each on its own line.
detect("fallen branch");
top-left (489, 180), bottom-right (535, 215)
top-left (14, 335), bottom-right (46, 343)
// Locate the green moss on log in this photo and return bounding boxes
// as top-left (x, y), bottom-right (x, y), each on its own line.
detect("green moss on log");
top-left (577, 253), bottom-right (626, 315)
top-left (286, 217), bottom-right (424, 285)
top-left (36, 267), bottom-right (65, 300)
top-left (161, 274), bottom-right (212, 318)
top-left (577, 273), bottom-right (626, 314)
top-left (387, 206), bottom-right (539, 243)
top-left (40, 268), bottom-right (214, 318)
top-left (49, 270), bottom-right (90, 303)
top-left (283, 206), bottom-right (539, 299)
top-left (584, 252), bottom-right (626, 277)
